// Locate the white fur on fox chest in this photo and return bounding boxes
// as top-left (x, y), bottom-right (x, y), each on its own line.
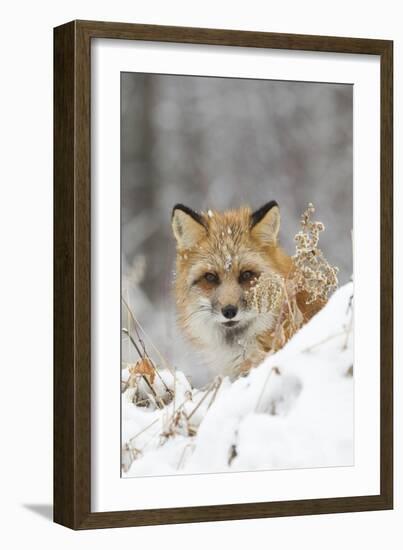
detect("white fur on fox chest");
top-left (183, 304), bottom-right (275, 377)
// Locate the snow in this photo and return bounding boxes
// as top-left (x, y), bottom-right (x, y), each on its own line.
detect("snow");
top-left (224, 254), bottom-right (233, 271)
top-left (122, 282), bottom-right (354, 477)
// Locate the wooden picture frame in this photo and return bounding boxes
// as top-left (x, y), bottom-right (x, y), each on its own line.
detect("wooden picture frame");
top-left (54, 20), bottom-right (393, 530)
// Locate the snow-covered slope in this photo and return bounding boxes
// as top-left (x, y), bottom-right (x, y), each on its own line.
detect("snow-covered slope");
top-left (122, 282), bottom-right (354, 477)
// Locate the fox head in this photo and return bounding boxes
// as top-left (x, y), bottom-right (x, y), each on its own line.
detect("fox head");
top-left (171, 202), bottom-right (293, 360)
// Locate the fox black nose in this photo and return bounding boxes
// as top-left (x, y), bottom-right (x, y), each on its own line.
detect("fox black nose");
top-left (222, 305), bottom-right (238, 319)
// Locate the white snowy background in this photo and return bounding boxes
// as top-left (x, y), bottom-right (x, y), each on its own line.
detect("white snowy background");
top-left (122, 282), bottom-right (353, 477)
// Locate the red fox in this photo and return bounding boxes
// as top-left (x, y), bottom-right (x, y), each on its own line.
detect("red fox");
top-left (171, 202), bottom-right (325, 377)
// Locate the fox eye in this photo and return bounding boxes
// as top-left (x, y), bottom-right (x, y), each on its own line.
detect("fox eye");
top-left (204, 272), bottom-right (219, 284)
top-left (239, 270), bottom-right (255, 283)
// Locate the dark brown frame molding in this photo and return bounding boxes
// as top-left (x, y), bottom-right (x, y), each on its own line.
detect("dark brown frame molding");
top-left (54, 20), bottom-right (393, 530)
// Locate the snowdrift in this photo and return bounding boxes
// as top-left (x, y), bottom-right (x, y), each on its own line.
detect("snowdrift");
top-left (122, 282), bottom-right (353, 477)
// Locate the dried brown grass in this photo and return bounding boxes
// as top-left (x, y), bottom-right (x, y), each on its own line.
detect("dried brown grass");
top-left (246, 203), bottom-right (339, 354)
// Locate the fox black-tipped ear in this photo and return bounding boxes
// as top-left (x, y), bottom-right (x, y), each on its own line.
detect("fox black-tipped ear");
top-left (171, 204), bottom-right (206, 249)
top-left (250, 201), bottom-right (280, 245)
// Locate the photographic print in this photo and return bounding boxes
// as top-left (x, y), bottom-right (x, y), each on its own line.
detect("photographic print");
top-left (121, 73), bottom-right (354, 477)
top-left (54, 20), bottom-right (392, 528)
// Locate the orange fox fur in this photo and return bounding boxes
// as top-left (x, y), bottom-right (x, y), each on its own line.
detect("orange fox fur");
top-left (171, 202), bottom-right (324, 377)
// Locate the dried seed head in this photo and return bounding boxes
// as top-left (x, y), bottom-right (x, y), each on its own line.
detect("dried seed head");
top-left (292, 203), bottom-right (338, 304)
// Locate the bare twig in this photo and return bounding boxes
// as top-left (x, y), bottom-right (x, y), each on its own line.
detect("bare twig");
top-left (206, 376), bottom-right (223, 411)
top-left (122, 302), bottom-right (173, 396)
top-left (176, 443), bottom-right (194, 470)
top-left (255, 366), bottom-right (280, 412)
top-left (302, 331), bottom-right (345, 353)
top-left (128, 417), bottom-right (160, 445)
top-left (186, 381), bottom-right (217, 421)
top-left (122, 327), bottom-right (143, 359)
top-left (122, 296), bottom-right (175, 375)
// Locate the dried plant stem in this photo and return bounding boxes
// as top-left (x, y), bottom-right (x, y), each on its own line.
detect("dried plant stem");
top-left (172, 367), bottom-right (177, 414)
top-left (122, 327), bottom-right (143, 359)
top-left (186, 381), bottom-right (217, 421)
top-left (302, 331), bottom-right (345, 353)
top-left (255, 366), bottom-right (279, 412)
top-left (128, 417), bottom-right (160, 445)
top-left (206, 377), bottom-right (223, 411)
top-left (122, 296), bottom-right (175, 375)
top-left (137, 374), bottom-right (165, 409)
top-left (122, 303), bottom-right (173, 396)
top-left (177, 443), bottom-right (194, 470)
top-left (342, 316), bottom-right (353, 350)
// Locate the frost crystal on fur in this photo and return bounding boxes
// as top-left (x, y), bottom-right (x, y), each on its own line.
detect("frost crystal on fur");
top-left (224, 254), bottom-right (233, 271)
